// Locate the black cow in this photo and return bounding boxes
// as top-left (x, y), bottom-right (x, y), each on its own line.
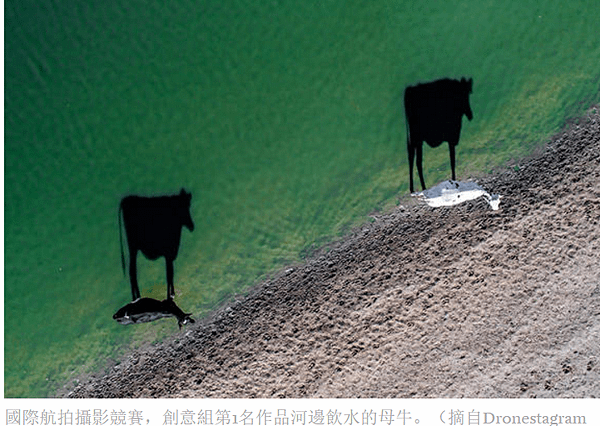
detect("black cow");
top-left (113, 297), bottom-right (195, 329)
top-left (119, 188), bottom-right (194, 301)
top-left (404, 77), bottom-right (473, 192)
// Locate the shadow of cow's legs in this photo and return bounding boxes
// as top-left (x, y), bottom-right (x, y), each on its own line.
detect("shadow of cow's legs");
top-left (166, 258), bottom-right (175, 300)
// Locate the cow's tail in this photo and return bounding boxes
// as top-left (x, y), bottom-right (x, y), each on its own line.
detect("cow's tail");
top-left (118, 201), bottom-right (126, 277)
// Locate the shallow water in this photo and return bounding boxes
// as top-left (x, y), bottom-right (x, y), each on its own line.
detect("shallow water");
top-left (4, 0), bottom-right (600, 396)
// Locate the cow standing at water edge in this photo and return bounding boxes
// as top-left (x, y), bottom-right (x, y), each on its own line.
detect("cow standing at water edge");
top-left (119, 189), bottom-right (194, 301)
top-left (405, 77), bottom-right (474, 192)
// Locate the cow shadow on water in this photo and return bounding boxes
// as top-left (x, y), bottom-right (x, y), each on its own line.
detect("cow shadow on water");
top-left (113, 188), bottom-right (196, 329)
top-left (112, 78), bottom-right (474, 328)
top-left (404, 77), bottom-right (474, 193)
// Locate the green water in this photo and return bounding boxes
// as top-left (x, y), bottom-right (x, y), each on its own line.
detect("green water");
top-left (4, 0), bottom-right (599, 397)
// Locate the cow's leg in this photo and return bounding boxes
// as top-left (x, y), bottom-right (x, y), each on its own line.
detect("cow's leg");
top-left (408, 144), bottom-right (416, 193)
top-left (129, 249), bottom-right (141, 301)
top-left (416, 143), bottom-right (426, 190)
top-left (166, 258), bottom-right (175, 300)
top-left (449, 143), bottom-right (456, 181)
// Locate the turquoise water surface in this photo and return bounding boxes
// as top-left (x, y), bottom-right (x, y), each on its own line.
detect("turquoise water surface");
top-left (5, 0), bottom-right (600, 396)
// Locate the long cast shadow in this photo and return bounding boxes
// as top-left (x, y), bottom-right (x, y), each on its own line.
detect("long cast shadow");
top-left (404, 77), bottom-right (474, 193)
top-left (115, 188), bottom-right (195, 328)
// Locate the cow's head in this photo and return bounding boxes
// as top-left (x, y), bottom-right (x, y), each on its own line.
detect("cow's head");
top-left (178, 188), bottom-right (195, 232)
top-left (461, 77), bottom-right (474, 121)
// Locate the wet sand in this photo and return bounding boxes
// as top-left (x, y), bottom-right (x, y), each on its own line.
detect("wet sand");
top-left (69, 107), bottom-right (600, 398)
